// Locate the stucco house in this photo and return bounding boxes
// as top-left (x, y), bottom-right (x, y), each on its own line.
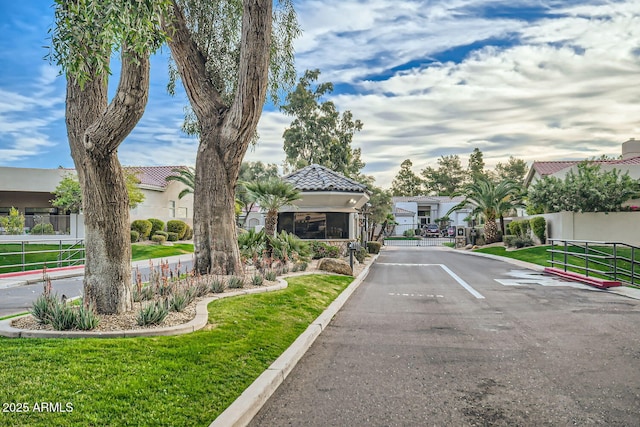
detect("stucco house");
top-left (274, 164), bottom-right (370, 248)
top-left (391, 195), bottom-right (473, 236)
top-left (524, 138), bottom-right (640, 188)
top-left (0, 165), bottom-right (193, 235)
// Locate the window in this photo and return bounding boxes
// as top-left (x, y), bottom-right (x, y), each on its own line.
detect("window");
top-left (169, 201), bottom-right (176, 218)
top-left (278, 212), bottom-right (349, 239)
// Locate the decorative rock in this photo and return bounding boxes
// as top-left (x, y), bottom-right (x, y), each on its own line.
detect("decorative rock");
top-left (317, 258), bottom-right (353, 276)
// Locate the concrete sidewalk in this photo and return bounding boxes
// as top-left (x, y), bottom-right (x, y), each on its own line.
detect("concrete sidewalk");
top-left (0, 253), bottom-right (196, 290)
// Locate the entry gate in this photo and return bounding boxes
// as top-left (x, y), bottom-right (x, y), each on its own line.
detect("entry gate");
top-left (383, 237), bottom-right (455, 247)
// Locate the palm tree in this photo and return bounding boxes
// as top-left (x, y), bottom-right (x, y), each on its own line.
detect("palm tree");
top-left (447, 178), bottom-right (522, 244)
top-left (244, 178), bottom-right (301, 236)
top-left (165, 167), bottom-right (195, 199)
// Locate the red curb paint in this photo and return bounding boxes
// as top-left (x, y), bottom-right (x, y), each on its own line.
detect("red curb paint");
top-left (0, 265), bottom-right (84, 279)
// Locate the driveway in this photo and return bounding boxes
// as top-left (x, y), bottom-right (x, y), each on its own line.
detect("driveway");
top-left (249, 247), bottom-right (640, 426)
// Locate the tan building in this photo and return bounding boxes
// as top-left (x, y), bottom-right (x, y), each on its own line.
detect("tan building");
top-left (0, 166), bottom-right (193, 235)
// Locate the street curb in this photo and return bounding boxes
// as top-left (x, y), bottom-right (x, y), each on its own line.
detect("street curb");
top-left (209, 254), bottom-right (379, 427)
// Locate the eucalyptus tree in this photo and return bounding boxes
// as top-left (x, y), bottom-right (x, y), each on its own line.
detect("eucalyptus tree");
top-left (50, 0), bottom-right (169, 314)
top-left (280, 69), bottom-right (365, 177)
top-left (162, 0), bottom-right (299, 275)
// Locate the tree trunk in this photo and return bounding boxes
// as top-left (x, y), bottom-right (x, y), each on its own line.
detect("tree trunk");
top-left (484, 216), bottom-right (499, 244)
top-left (65, 50), bottom-right (150, 314)
top-left (163, 0), bottom-right (273, 275)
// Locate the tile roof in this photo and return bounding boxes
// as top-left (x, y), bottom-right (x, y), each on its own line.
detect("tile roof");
top-left (531, 156), bottom-right (640, 178)
top-left (283, 164), bottom-right (368, 193)
top-left (393, 207), bottom-right (415, 216)
top-left (124, 165), bottom-right (189, 189)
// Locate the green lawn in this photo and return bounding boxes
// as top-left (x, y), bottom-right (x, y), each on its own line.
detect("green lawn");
top-left (0, 243), bottom-right (195, 274)
top-left (474, 244), bottom-right (640, 284)
top-left (473, 245), bottom-right (551, 267)
top-left (131, 243), bottom-right (194, 261)
top-left (0, 274), bottom-right (352, 426)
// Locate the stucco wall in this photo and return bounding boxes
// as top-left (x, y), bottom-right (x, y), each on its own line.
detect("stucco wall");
top-left (510, 212), bottom-right (640, 246)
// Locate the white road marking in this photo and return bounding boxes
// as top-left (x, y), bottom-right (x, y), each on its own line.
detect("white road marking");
top-left (377, 263), bottom-right (485, 299)
top-left (495, 270), bottom-right (592, 290)
top-left (388, 293), bottom-right (444, 298)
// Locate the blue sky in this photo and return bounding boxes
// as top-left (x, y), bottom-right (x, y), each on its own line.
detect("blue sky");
top-left (1, 1), bottom-right (639, 188)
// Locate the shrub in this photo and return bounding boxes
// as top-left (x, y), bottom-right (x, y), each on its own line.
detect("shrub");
top-left (31, 223), bottom-right (55, 235)
top-left (169, 291), bottom-right (192, 312)
top-left (326, 245), bottom-right (340, 258)
top-left (209, 276), bottom-right (226, 293)
top-left (49, 301), bottom-right (77, 331)
top-left (310, 241), bottom-right (330, 259)
top-left (513, 236), bottom-right (534, 248)
top-left (133, 285), bottom-right (154, 302)
top-left (264, 270), bottom-right (277, 281)
top-left (151, 234), bottom-right (167, 244)
top-left (167, 232), bottom-right (179, 242)
top-left (147, 218), bottom-right (165, 235)
top-left (355, 247), bottom-right (367, 263)
top-left (530, 216), bottom-right (546, 244)
top-left (403, 229), bottom-right (415, 237)
top-left (227, 276), bottom-right (245, 289)
top-left (251, 274), bottom-right (264, 286)
top-left (367, 241), bottom-right (381, 254)
top-left (30, 294), bottom-right (57, 324)
top-left (508, 221), bottom-right (522, 237)
top-left (131, 219), bottom-right (153, 240)
top-left (292, 261), bottom-right (308, 272)
top-left (75, 302), bottom-right (100, 330)
top-left (184, 225), bottom-right (194, 240)
top-left (130, 230), bottom-right (140, 243)
top-left (167, 220), bottom-right (188, 239)
top-left (137, 300), bottom-right (169, 326)
top-left (154, 231), bottom-right (169, 239)
top-left (503, 235), bottom-right (517, 247)
top-left (0, 207), bottom-right (25, 235)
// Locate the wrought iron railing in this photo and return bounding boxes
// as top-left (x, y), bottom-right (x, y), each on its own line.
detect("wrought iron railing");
top-left (547, 239), bottom-right (640, 286)
top-left (0, 239), bottom-right (85, 274)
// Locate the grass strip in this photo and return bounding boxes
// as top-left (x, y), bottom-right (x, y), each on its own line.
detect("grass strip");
top-left (0, 274), bottom-right (352, 427)
top-left (130, 243), bottom-right (194, 261)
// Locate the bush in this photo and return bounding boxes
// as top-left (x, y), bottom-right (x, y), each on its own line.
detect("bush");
top-left (530, 216), bottom-right (546, 244)
top-left (151, 234), bottom-right (167, 244)
top-left (403, 229), bottom-right (415, 237)
top-left (0, 207), bottom-right (25, 235)
top-left (264, 270), bottom-right (277, 281)
top-left (131, 219), bottom-right (153, 240)
top-left (30, 294), bottom-right (57, 324)
top-left (355, 247), bottom-right (367, 263)
top-left (503, 235), bottom-right (517, 247)
top-left (49, 301), bottom-right (77, 331)
top-left (310, 241), bottom-right (335, 259)
top-left (147, 218), bottom-right (165, 235)
top-left (137, 300), bottom-right (169, 326)
top-left (184, 225), bottom-right (194, 240)
top-left (154, 231), bottom-right (169, 239)
top-left (31, 223), bottom-right (55, 235)
top-left (75, 302), bottom-right (100, 330)
top-left (508, 221), bottom-right (522, 237)
top-left (326, 245), bottom-right (340, 258)
top-left (209, 277), bottom-right (226, 293)
top-left (251, 274), bottom-right (264, 286)
top-left (513, 236), bottom-right (534, 248)
top-left (227, 276), bottom-right (245, 289)
top-left (367, 241), bottom-right (381, 254)
top-left (167, 220), bottom-right (188, 239)
top-left (169, 291), bottom-right (192, 312)
top-left (167, 232), bottom-right (179, 242)
top-left (130, 230), bottom-right (140, 243)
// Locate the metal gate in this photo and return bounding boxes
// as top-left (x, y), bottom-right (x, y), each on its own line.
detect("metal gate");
top-left (383, 237), bottom-right (455, 247)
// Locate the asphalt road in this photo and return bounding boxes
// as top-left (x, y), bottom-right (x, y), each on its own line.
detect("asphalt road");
top-left (249, 247), bottom-right (640, 426)
top-left (0, 258), bottom-right (194, 317)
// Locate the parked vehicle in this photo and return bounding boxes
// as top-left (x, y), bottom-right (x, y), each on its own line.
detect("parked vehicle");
top-left (447, 226), bottom-right (456, 237)
top-left (423, 223), bottom-right (440, 237)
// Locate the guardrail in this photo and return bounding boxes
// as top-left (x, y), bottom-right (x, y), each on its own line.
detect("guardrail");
top-left (547, 239), bottom-right (640, 286)
top-left (0, 238), bottom-right (85, 274)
